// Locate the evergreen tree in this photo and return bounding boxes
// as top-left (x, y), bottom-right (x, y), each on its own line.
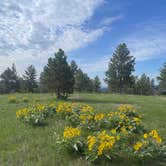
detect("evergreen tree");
top-left (157, 63), bottom-right (166, 94)
top-left (74, 69), bottom-right (85, 92)
top-left (134, 74), bottom-right (154, 95)
top-left (93, 76), bottom-right (101, 92)
top-left (83, 73), bottom-right (93, 92)
top-left (0, 64), bottom-right (20, 93)
top-left (23, 65), bottom-right (37, 93)
top-left (70, 60), bottom-right (78, 75)
top-left (74, 69), bottom-right (94, 92)
top-left (18, 77), bottom-right (27, 93)
top-left (150, 78), bottom-right (155, 95)
top-left (42, 49), bottom-right (74, 99)
top-left (39, 71), bottom-right (50, 93)
top-left (105, 43), bottom-right (135, 93)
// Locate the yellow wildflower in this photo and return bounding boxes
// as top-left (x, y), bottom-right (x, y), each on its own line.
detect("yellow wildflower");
top-left (133, 117), bottom-right (141, 124)
top-left (87, 136), bottom-right (96, 151)
top-left (121, 126), bottom-right (127, 133)
top-left (143, 133), bottom-right (148, 139)
top-left (97, 138), bottom-right (116, 156)
top-left (134, 141), bottom-right (143, 151)
top-left (118, 104), bottom-right (135, 112)
top-left (79, 114), bottom-right (93, 124)
top-left (149, 130), bottom-right (162, 144)
top-left (116, 135), bottom-right (120, 141)
top-left (63, 127), bottom-right (81, 139)
top-left (110, 129), bottom-right (117, 134)
top-left (128, 125), bottom-right (133, 129)
top-left (94, 113), bottom-right (105, 121)
top-left (81, 105), bottom-right (95, 113)
top-left (156, 136), bottom-right (162, 144)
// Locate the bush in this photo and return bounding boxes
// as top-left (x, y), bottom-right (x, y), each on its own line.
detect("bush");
top-left (21, 97), bottom-right (29, 103)
top-left (8, 96), bottom-right (17, 103)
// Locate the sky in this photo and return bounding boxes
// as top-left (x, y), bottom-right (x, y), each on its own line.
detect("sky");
top-left (0, 0), bottom-right (166, 86)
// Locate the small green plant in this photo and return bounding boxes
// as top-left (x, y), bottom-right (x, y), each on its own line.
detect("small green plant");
top-left (8, 96), bottom-right (17, 103)
top-left (21, 97), bottom-right (29, 103)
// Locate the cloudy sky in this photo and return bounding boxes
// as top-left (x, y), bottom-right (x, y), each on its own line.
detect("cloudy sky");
top-left (0, 0), bottom-right (166, 85)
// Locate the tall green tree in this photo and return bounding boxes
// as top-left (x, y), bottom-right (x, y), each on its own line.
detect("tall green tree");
top-left (0, 64), bottom-right (20, 93)
top-left (134, 74), bottom-right (155, 95)
top-left (93, 76), bottom-right (101, 92)
top-left (105, 43), bottom-right (135, 93)
top-left (74, 69), bottom-right (84, 92)
top-left (157, 63), bottom-right (166, 93)
top-left (83, 74), bottom-right (94, 92)
top-left (41, 49), bottom-right (74, 99)
top-left (74, 69), bottom-right (94, 92)
top-left (23, 65), bottom-right (37, 93)
top-left (135, 74), bottom-right (151, 95)
top-left (70, 60), bottom-right (78, 75)
top-left (39, 71), bottom-right (49, 93)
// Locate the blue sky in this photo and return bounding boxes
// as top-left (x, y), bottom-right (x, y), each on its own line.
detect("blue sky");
top-left (0, 0), bottom-right (166, 86)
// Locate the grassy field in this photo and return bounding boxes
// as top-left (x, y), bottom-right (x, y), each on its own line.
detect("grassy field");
top-left (0, 93), bottom-right (166, 166)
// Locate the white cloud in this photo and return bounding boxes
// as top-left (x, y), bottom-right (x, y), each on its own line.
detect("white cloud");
top-left (100, 15), bottom-right (123, 26)
top-left (125, 21), bottom-right (166, 61)
top-left (53, 27), bottom-right (104, 52)
top-left (75, 55), bottom-right (110, 86)
top-left (0, 0), bottom-right (105, 74)
top-left (79, 56), bottom-right (109, 73)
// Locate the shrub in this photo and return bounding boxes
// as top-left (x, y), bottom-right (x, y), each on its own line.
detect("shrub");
top-left (8, 96), bottom-right (17, 103)
top-left (21, 97), bottom-right (29, 103)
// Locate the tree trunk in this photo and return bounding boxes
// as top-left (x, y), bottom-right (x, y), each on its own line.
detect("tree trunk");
top-left (57, 88), bottom-right (61, 99)
top-left (119, 77), bottom-right (122, 94)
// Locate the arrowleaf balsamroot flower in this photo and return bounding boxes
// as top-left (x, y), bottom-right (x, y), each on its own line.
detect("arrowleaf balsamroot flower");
top-left (63, 127), bottom-right (81, 139)
top-left (87, 136), bottom-right (96, 151)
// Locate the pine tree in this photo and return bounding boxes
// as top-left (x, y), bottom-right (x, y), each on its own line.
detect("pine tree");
top-left (39, 71), bottom-right (50, 93)
top-left (23, 65), bottom-right (38, 93)
top-left (105, 43), bottom-right (135, 93)
top-left (41, 49), bottom-right (74, 99)
top-left (93, 76), bottom-right (101, 92)
top-left (74, 69), bottom-right (85, 92)
top-left (70, 60), bottom-right (78, 75)
top-left (74, 69), bottom-right (94, 92)
top-left (134, 74), bottom-right (154, 95)
top-left (0, 64), bottom-right (20, 93)
top-left (157, 63), bottom-right (166, 94)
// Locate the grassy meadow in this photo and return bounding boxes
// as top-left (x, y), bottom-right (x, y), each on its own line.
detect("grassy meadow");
top-left (0, 93), bottom-right (166, 166)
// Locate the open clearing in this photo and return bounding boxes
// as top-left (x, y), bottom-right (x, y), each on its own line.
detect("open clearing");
top-left (0, 93), bottom-right (166, 166)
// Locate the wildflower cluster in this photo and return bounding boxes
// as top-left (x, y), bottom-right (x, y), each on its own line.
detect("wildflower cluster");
top-left (63, 127), bottom-right (81, 140)
top-left (87, 130), bottom-right (120, 159)
top-left (8, 96), bottom-right (17, 103)
top-left (16, 103), bottom-right (56, 125)
top-left (56, 103), bottom-right (166, 162)
top-left (132, 130), bottom-right (164, 157)
top-left (16, 101), bottom-right (165, 161)
top-left (56, 102), bottom-right (81, 116)
top-left (21, 97), bottom-right (29, 103)
top-left (8, 96), bottom-right (30, 103)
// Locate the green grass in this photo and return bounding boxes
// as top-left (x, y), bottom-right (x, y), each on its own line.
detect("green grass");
top-left (0, 93), bottom-right (166, 166)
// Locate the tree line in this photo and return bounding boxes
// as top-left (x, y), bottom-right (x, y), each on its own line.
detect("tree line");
top-left (0, 44), bottom-right (166, 98)
top-left (0, 49), bottom-right (101, 98)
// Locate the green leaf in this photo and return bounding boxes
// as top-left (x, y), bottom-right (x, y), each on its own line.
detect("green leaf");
top-left (105, 154), bottom-right (112, 160)
top-left (73, 143), bottom-right (78, 151)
